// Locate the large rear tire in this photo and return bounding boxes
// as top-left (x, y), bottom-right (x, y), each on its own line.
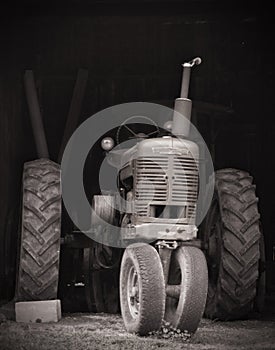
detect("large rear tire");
top-left (254, 230), bottom-right (266, 312)
top-left (165, 246), bottom-right (208, 333)
top-left (120, 244), bottom-right (165, 335)
top-left (16, 159), bottom-right (62, 301)
top-left (201, 168), bottom-right (261, 320)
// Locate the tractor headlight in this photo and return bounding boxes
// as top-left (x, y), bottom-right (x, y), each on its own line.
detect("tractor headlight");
top-left (101, 137), bottom-right (115, 151)
top-left (163, 120), bottom-right (173, 132)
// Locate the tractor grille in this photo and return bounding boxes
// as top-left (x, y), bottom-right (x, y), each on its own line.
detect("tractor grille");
top-left (135, 157), bottom-right (168, 216)
top-left (134, 155), bottom-right (198, 218)
top-left (172, 157), bottom-right (198, 203)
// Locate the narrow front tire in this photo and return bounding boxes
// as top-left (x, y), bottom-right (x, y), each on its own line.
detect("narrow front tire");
top-left (120, 243), bottom-right (165, 335)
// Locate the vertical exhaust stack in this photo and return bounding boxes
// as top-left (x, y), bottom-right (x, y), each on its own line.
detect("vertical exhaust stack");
top-left (172, 57), bottom-right (202, 138)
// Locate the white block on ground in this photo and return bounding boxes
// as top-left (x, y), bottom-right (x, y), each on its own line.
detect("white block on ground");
top-left (15, 300), bottom-right (61, 323)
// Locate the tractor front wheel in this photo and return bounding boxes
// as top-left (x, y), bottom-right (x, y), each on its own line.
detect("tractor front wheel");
top-left (165, 246), bottom-right (208, 333)
top-left (119, 243), bottom-right (165, 335)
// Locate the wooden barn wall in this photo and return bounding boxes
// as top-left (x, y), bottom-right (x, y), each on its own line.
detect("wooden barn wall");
top-left (0, 2), bottom-right (274, 301)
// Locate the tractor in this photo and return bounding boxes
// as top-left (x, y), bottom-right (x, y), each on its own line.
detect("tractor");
top-left (16, 58), bottom-right (264, 335)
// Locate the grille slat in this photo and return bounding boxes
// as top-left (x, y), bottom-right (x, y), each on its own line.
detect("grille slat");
top-left (135, 154), bottom-right (198, 219)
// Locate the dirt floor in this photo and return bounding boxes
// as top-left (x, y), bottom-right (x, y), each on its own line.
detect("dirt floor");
top-left (0, 311), bottom-right (275, 350)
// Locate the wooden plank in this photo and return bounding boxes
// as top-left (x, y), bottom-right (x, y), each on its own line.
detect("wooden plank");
top-left (58, 69), bottom-right (88, 163)
top-left (24, 70), bottom-right (49, 159)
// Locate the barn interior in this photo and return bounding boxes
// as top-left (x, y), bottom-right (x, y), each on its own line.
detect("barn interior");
top-left (0, 0), bottom-right (274, 314)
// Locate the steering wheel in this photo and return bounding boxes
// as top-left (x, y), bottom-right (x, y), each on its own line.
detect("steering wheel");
top-left (116, 115), bottom-right (160, 146)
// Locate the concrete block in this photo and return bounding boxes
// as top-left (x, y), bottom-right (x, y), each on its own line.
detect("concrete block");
top-left (15, 300), bottom-right (61, 323)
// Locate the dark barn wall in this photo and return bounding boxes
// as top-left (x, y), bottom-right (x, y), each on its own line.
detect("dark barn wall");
top-left (0, 1), bottom-right (274, 301)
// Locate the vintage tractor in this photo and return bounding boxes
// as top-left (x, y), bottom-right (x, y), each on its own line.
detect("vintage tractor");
top-left (97, 57), bottom-right (209, 335)
top-left (15, 58), bottom-right (264, 336)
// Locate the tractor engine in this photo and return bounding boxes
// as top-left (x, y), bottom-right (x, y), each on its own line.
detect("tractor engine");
top-left (119, 136), bottom-right (199, 242)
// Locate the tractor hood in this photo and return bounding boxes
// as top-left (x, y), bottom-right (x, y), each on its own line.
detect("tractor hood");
top-left (106, 136), bottom-right (199, 170)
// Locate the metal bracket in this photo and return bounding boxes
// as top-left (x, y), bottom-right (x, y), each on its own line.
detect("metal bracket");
top-left (156, 240), bottom-right (178, 285)
top-left (155, 240), bottom-right (178, 250)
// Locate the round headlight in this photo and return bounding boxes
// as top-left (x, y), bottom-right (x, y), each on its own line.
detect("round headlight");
top-left (163, 120), bottom-right (173, 132)
top-left (101, 137), bottom-right (115, 151)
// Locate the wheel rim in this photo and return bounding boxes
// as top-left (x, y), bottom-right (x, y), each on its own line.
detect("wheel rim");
top-left (127, 265), bottom-right (140, 318)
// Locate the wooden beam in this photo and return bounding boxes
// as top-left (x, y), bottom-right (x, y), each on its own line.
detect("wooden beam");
top-left (58, 69), bottom-right (88, 163)
top-left (24, 70), bottom-right (49, 159)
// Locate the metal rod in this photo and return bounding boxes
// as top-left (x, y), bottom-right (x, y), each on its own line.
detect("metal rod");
top-left (171, 98), bottom-right (192, 137)
top-left (166, 285), bottom-right (181, 299)
top-left (180, 58), bottom-right (202, 98)
top-left (24, 70), bottom-right (49, 159)
top-left (180, 66), bottom-right (191, 99)
top-left (172, 58), bottom-right (202, 137)
top-left (158, 247), bottom-right (172, 285)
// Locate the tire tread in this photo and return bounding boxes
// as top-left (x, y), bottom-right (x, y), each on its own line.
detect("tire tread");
top-left (204, 168), bottom-right (261, 319)
top-left (16, 159), bottom-right (61, 301)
